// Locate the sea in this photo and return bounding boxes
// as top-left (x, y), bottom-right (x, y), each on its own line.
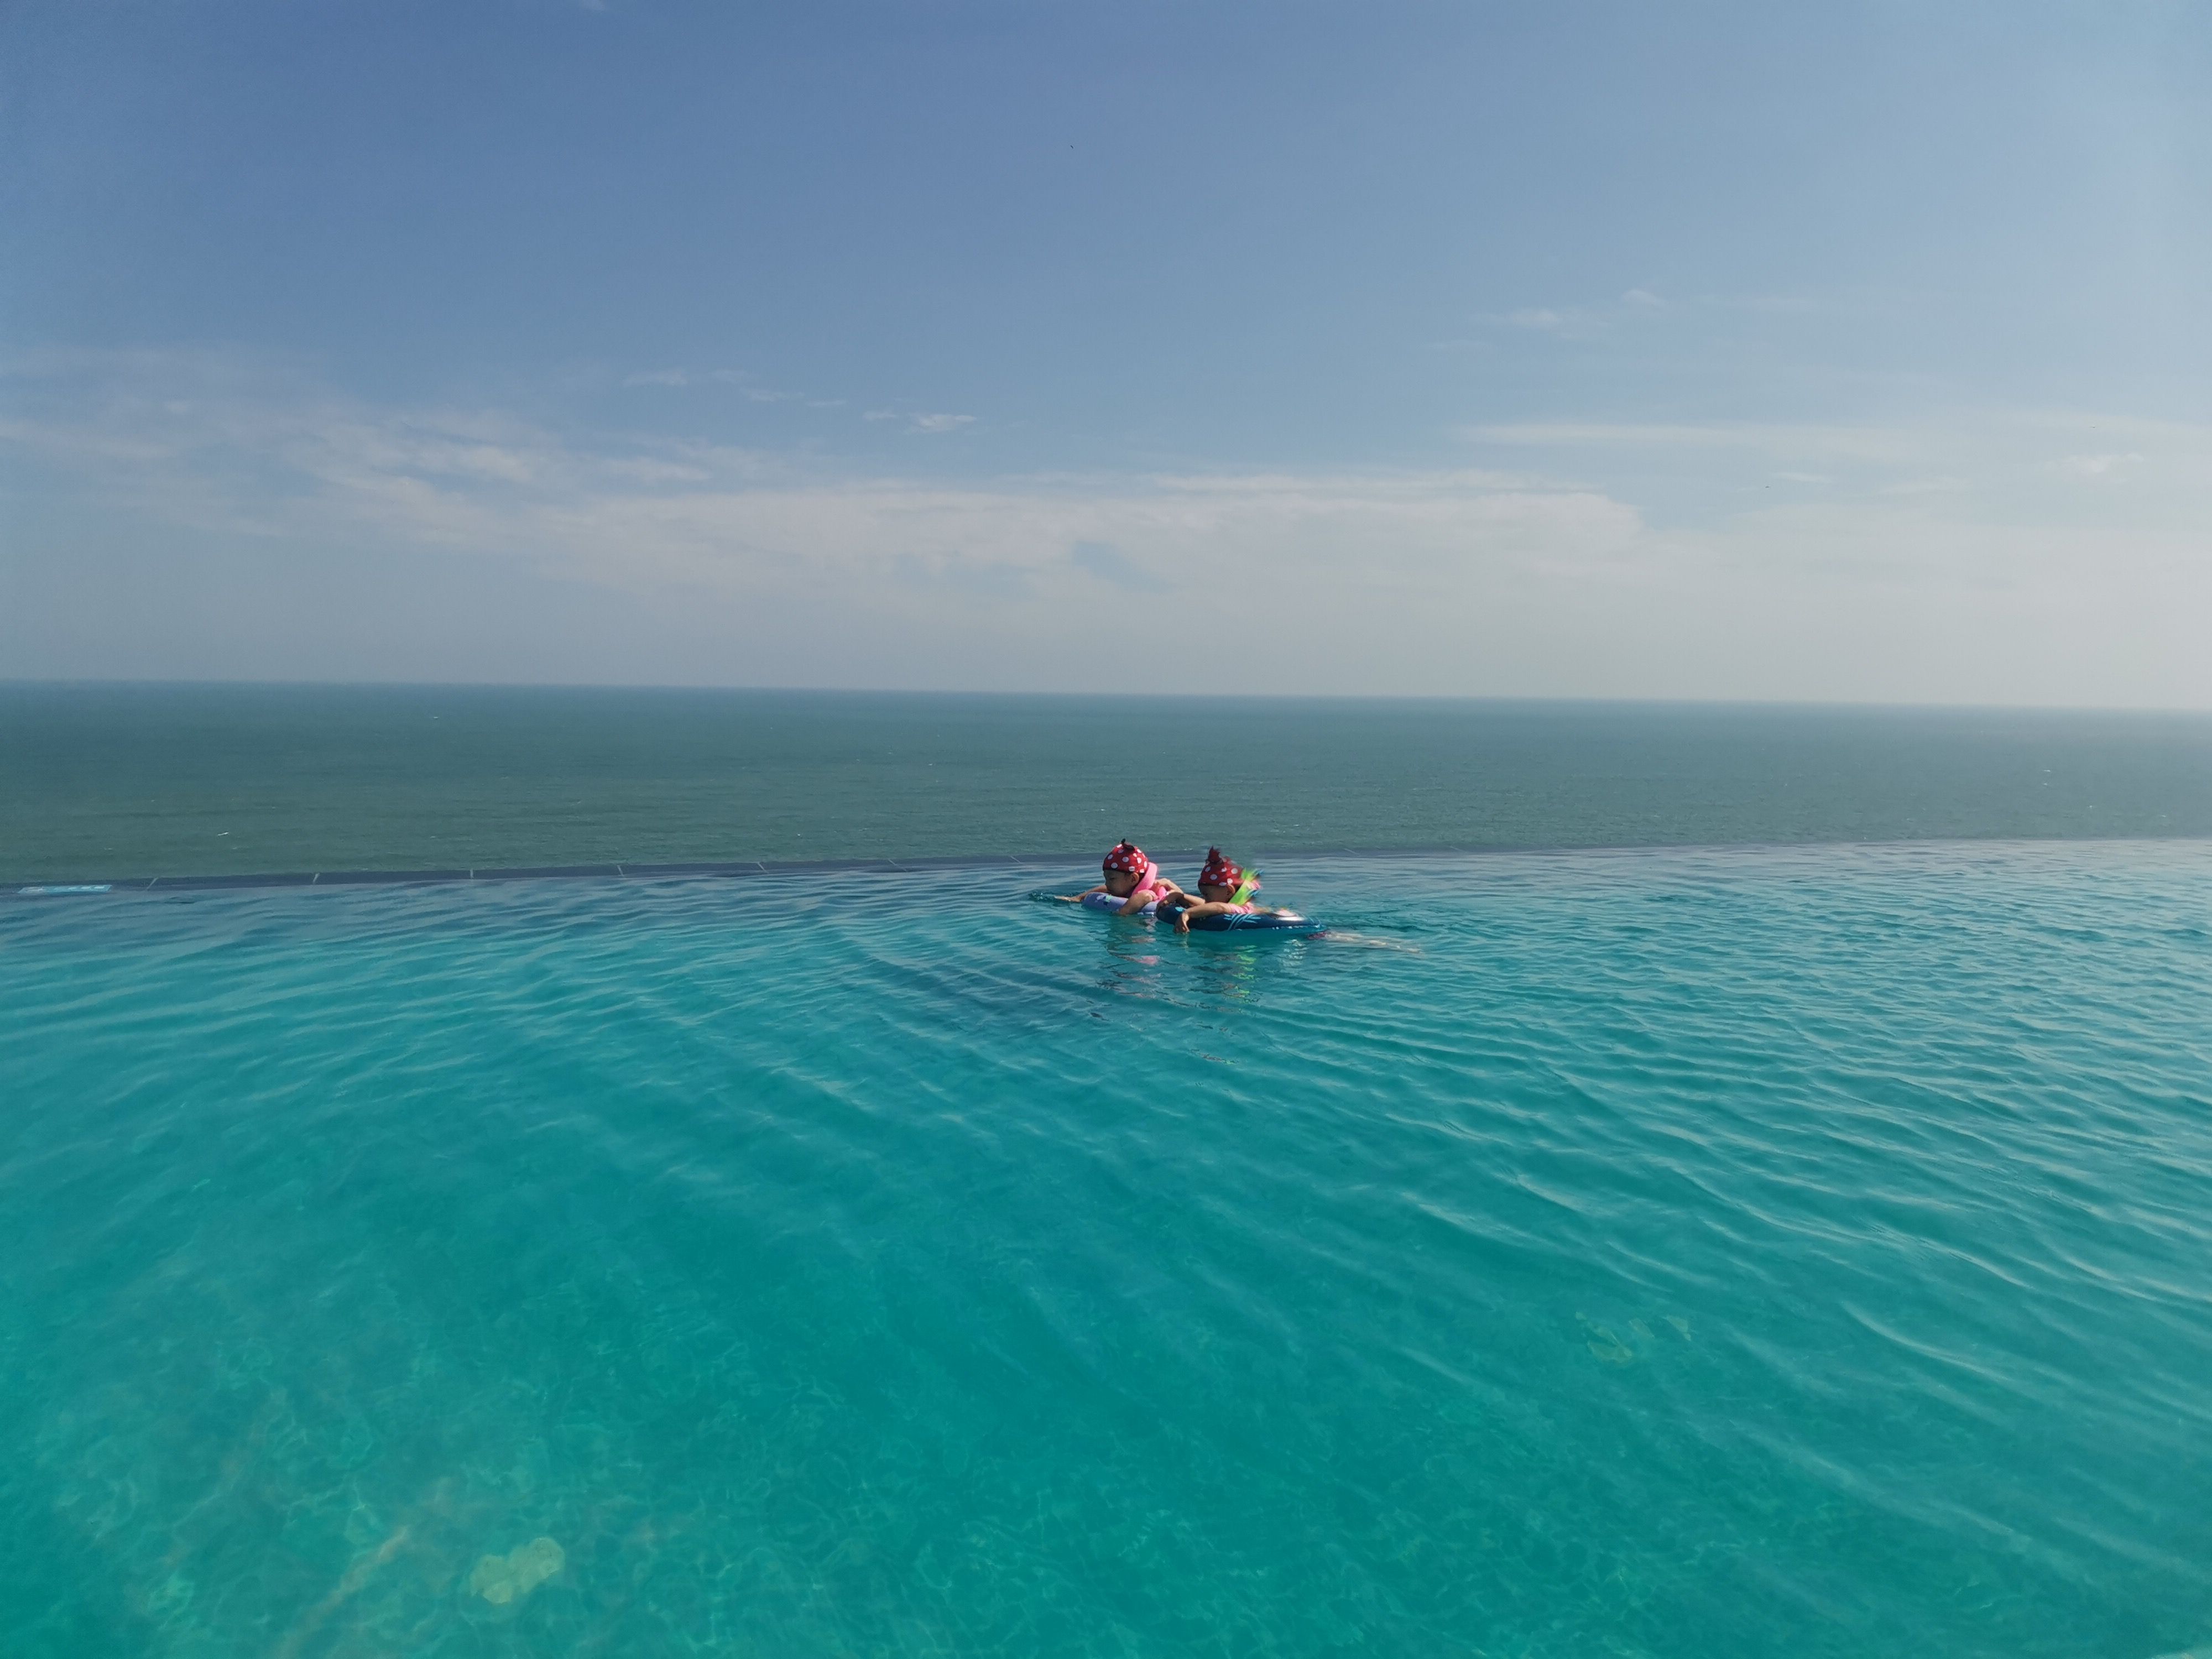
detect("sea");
top-left (2, 685), bottom-right (2210, 1658)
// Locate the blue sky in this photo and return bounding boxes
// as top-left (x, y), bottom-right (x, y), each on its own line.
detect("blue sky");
top-left (4, 1), bottom-right (2209, 702)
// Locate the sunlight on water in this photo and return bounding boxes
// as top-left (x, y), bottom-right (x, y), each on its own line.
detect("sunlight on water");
top-left (2, 845), bottom-right (2209, 1657)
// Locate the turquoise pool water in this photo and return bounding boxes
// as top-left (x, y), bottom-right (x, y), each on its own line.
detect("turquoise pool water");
top-left (3, 845), bottom-right (2209, 1657)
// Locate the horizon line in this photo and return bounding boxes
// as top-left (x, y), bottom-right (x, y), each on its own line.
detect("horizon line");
top-left (7, 680), bottom-right (2212, 718)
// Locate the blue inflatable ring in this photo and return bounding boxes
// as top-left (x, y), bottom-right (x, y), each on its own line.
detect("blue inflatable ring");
top-left (1079, 891), bottom-right (1316, 932)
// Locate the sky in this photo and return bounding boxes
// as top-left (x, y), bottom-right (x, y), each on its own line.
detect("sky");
top-left (3, 0), bottom-right (2209, 704)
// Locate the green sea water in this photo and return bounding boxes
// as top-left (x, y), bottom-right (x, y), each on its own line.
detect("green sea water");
top-left (6, 684), bottom-right (2211, 880)
top-left (3, 846), bottom-right (2210, 1657)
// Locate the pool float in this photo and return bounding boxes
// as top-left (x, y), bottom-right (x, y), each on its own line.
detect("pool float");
top-left (1079, 890), bottom-right (1159, 917)
top-left (1078, 889), bottom-right (1316, 932)
top-left (1178, 908), bottom-right (1316, 933)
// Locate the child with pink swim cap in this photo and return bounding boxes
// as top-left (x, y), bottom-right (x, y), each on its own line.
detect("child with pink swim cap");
top-left (1056, 839), bottom-right (1183, 916)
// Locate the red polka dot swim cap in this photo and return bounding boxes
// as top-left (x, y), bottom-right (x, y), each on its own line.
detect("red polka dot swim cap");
top-left (1102, 841), bottom-right (1147, 874)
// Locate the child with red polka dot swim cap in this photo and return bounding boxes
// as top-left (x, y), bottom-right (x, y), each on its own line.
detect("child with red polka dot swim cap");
top-left (1157, 848), bottom-right (1286, 933)
top-left (1054, 840), bottom-right (1184, 916)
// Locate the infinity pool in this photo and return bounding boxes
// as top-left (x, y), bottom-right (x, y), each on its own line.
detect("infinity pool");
top-left (3, 846), bottom-right (2208, 1657)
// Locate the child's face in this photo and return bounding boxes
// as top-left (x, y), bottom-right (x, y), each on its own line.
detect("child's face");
top-left (1103, 869), bottom-right (1138, 896)
top-left (1199, 881), bottom-right (1234, 903)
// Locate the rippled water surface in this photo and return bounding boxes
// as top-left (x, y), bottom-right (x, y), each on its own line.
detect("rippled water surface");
top-left (3, 845), bottom-right (2209, 1657)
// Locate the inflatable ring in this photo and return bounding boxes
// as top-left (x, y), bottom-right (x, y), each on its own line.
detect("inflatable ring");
top-left (1178, 910), bottom-right (1314, 933)
top-left (1079, 891), bottom-right (1315, 932)
top-left (1079, 890), bottom-right (1159, 917)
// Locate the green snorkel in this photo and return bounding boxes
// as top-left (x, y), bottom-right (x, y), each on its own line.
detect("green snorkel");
top-left (1229, 869), bottom-right (1261, 906)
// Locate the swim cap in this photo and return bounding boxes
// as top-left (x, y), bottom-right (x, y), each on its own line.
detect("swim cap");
top-left (1199, 848), bottom-right (1241, 889)
top-left (1103, 841), bottom-right (1148, 875)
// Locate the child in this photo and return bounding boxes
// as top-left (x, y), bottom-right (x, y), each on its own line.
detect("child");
top-left (1057, 839), bottom-right (1183, 916)
top-left (1158, 848), bottom-right (1285, 933)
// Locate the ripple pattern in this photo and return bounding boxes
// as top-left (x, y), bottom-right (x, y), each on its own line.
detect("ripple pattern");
top-left (1, 843), bottom-right (2209, 1657)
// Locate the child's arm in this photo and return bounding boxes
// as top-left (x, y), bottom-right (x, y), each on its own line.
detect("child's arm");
top-left (1115, 884), bottom-right (1164, 916)
top-left (1052, 884), bottom-right (1109, 903)
top-left (1114, 864), bottom-right (1179, 916)
top-left (1171, 899), bottom-right (1230, 933)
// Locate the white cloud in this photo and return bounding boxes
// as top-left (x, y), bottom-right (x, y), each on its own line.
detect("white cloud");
top-left (1483, 289), bottom-right (1670, 339)
top-left (867, 409), bottom-right (977, 433)
top-left (7, 353), bottom-right (2210, 703)
top-left (1464, 420), bottom-right (1922, 461)
top-left (2060, 451), bottom-right (2145, 479)
top-left (1070, 540), bottom-right (1166, 593)
top-left (628, 367), bottom-right (816, 403)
